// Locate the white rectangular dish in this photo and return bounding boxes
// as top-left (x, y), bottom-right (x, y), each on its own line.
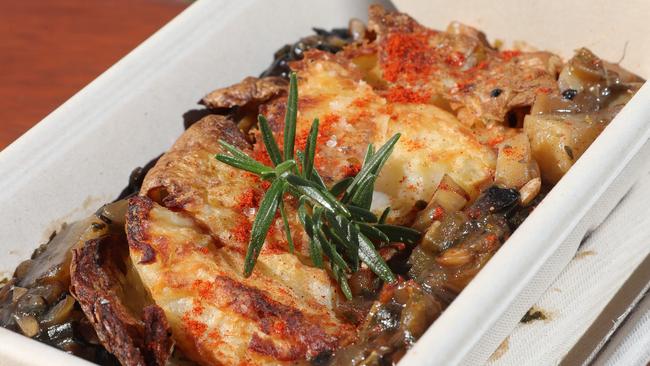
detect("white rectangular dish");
top-left (0, 0), bottom-right (648, 365)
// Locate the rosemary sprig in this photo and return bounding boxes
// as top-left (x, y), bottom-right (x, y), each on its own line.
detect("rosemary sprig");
top-left (215, 72), bottom-right (420, 299)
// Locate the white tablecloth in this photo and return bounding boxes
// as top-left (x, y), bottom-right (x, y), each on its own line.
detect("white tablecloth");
top-left (488, 169), bottom-right (650, 365)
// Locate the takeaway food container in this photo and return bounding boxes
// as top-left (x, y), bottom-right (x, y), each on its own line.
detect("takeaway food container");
top-left (0, 0), bottom-right (648, 364)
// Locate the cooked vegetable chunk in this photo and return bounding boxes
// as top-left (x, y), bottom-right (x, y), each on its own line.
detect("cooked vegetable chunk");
top-left (524, 112), bottom-right (603, 184)
top-left (494, 133), bottom-right (539, 189)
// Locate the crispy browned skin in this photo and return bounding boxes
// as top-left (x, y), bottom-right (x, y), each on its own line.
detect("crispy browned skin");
top-left (201, 76), bottom-right (288, 109)
top-left (364, 5), bottom-right (561, 127)
top-left (138, 114), bottom-right (301, 255)
top-left (129, 115), bottom-right (353, 365)
top-left (141, 114), bottom-right (252, 213)
top-left (70, 235), bottom-right (173, 366)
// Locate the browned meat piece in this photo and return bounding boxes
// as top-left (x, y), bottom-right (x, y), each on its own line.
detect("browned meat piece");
top-left (70, 235), bottom-right (173, 366)
top-left (201, 76), bottom-right (288, 109)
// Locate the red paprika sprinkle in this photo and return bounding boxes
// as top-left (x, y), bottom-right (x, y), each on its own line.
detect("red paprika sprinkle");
top-left (183, 317), bottom-right (207, 338)
top-left (487, 135), bottom-right (505, 148)
top-left (500, 50), bottom-right (521, 61)
top-left (432, 207), bottom-right (444, 221)
top-left (445, 51), bottom-right (466, 67)
top-left (231, 217), bottom-right (252, 243)
top-left (342, 163), bottom-right (361, 178)
top-left (382, 31), bottom-right (437, 83)
top-left (385, 86), bottom-right (431, 104)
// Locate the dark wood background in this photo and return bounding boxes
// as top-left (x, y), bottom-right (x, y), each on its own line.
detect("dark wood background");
top-left (0, 0), bottom-right (189, 150)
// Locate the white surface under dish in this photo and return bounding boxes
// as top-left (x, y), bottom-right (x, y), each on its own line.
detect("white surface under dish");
top-left (0, 0), bottom-right (648, 365)
top-left (486, 169), bottom-right (650, 365)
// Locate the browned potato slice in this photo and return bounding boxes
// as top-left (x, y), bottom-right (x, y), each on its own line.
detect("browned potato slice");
top-left (263, 51), bottom-right (495, 225)
top-left (132, 115), bottom-right (354, 365)
top-left (201, 76), bottom-right (287, 109)
top-left (519, 177), bottom-right (542, 206)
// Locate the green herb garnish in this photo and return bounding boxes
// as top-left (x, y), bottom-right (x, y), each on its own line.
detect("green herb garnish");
top-left (216, 72), bottom-right (420, 299)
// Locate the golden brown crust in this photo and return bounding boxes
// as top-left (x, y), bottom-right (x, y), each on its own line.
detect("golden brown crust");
top-left (138, 114), bottom-right (270, 256)
top-left (368, 4), bottom-right (422, 34)
top-left (140, 114), bottom-right (250, 212)
top-left (213, 275), bottom-right (338, 360)
top-left (366, 5), bottom-right (561, 127)
top-left (128, 111), bottom-right (354, 365)
top-left (201, 76), bottom-right (288, 109)
top-left (125, 196), bottom-right (353, 365)
top-left (127, 196), bottom-right (156, 264)
top-left (142, 306), bottom-right (174, 366)
top-left (70, 235), bottom-right (173, 366)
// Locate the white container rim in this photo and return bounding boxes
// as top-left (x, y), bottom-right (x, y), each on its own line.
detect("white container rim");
top-left (1, 1), bottom-right (648, 365)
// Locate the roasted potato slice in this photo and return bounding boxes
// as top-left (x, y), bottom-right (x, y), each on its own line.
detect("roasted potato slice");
top-left (71, 234), bottom-right (173, 366)
top-left (130, 115), bottom-right (354, 365)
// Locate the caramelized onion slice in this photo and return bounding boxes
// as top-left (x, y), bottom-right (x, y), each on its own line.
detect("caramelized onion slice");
top-left (14, 314), bottom-right (39, 338)
top-left (412, 175), bottom-right (468, 232)
top-left (40, 296), bottom-right (75, 327)
top-left (519, 178), bottom-right (542, 206)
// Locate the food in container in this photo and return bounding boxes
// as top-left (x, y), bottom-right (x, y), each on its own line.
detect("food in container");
top-left (0, 5), bottom-right (643, 366)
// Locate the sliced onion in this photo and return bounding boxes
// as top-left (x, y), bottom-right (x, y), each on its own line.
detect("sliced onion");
top-left (14, 314), bottom-right (39, 338)
top-left (435, 247), bottom-right (474, 267)
top-left (413, 175), bottom-right (468, 232)
top-left (97, 199), bottom-right (129, 226)
top-left (40, 296), bottom-right (75, 327)
top-left (519, 178), bottom-right (542, 206)
top-left (11, 287), bottom-right (27, 303)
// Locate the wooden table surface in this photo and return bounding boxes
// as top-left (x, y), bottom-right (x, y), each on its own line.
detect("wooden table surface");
top-left (0, 0), bottom-right (189, 150)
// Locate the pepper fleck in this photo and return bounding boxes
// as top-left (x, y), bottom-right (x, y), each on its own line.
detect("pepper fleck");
top-left (490, 88), bottom-right (503, 98)
top-left (562, 89), bottom-right (578, 100)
